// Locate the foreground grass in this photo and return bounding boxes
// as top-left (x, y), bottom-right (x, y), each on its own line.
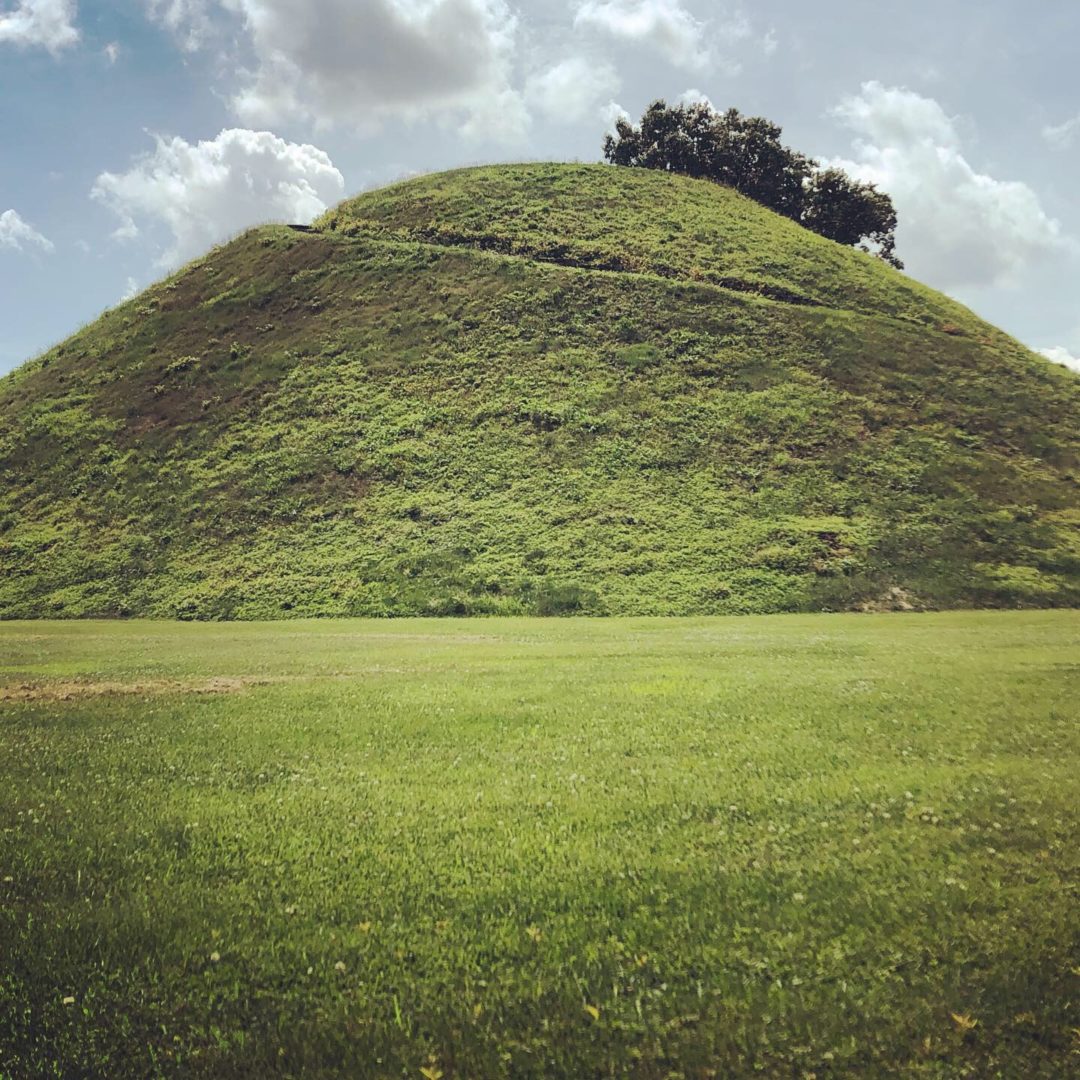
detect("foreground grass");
top-left (1, 612), bottom-right (1077, 1077)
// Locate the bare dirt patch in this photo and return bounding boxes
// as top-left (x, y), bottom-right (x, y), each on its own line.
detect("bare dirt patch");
top-left (0, 676), bottom-right (271, 702)
top-left (858, 586), bottom-right (922, 613)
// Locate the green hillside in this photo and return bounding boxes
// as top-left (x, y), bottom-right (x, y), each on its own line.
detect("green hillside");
top-left (1, 163), bottom-right (1078, 619)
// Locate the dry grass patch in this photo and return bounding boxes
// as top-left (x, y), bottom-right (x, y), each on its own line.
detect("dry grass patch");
top-left (0, 676), bottom-right (270, 702)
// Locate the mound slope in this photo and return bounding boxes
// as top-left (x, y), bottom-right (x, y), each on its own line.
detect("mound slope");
top-left (1, 163), bottom-right (1078, 618)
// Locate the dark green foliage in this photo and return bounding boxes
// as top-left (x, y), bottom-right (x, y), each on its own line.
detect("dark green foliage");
top-left (1, 163), bottom-right (1077, 619)
top-left (804, 167), bottom-right (903, 268)
top-left (604, 102), bottom-right (903, 265)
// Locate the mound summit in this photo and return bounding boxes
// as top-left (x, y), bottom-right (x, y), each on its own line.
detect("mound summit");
top-left (2, 163), bottom-right (1078, 618)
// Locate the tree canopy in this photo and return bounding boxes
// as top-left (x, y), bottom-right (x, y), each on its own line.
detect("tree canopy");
top-left (603, 101), bottom-right (903, 269)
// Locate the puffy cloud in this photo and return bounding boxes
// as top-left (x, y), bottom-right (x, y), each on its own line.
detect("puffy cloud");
top-left (148, 0), bottom-right (526, 139)
top-left (91, 128), bottom-right (345, 266)
top-left (103, 40), bottom-right (120, 63)
top-left (143, 0), bottom-right (221, 50)
top-left (525, 56), bottom-right (620, 124)
top-left (1037, 346), bottom-right (1080, 373)
top-left (574, 0), bottom-right (708, 69)
top-left (0, 0), bottom-right (79, 53)
top-left (677, 87), bottom-right (714, 110)
top-left (599, 99), bottom-right (630, 134)
top-left (457, 86), bottom-right (530, 144)
top-left (830, 82), bottom-right (1064, 290)
top-left (574, 1), bottom-right (763, 73)
top-left (1043, 114), bottom-right (1080, 149)
top-left (0, 209), bottom-right (54, 253)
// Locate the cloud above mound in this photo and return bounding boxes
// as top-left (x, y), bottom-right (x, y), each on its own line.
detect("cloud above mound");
top-left (91, 128), bottom-right (344, 266)
top-left (0, 209), bottom-right (54, 253)
top-left (147, 0), bottom-right (526, 139)
top-left (525, 56), bottom-right (620, 124)
top-left (0, 0), bottom-right (79, 53)
top-left (574, 0), bottom-right (763, 73)
top-left (574, 0), bottom-right (709, 69)
top-left (831, 82), bottom-right (1064, 291)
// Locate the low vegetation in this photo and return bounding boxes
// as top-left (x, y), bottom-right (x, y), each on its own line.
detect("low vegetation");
top-left (1, 612), bottom-right (1077, 1077)
top-left (1, 164), bottom-right (1077, 618)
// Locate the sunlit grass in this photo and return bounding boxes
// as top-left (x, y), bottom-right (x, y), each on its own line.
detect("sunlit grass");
top-left (1, 611), bottom-right (1077, 1076)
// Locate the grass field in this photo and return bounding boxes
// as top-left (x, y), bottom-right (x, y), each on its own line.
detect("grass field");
top-left (1, 611), bottom-right (1078, 1077)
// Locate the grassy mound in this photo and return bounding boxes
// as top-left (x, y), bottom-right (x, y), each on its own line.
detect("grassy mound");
top-left (1, 163), bottom-right (1078, 618)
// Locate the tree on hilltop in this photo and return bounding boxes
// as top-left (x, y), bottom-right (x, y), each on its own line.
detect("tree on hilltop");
top-left (604, 101), bottom-right (903, 269)
top-left (802, 167), bottom-right (901, 268)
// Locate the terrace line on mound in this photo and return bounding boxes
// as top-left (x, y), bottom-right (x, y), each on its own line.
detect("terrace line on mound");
top-left (1, 163), bottom-right (1078, 619)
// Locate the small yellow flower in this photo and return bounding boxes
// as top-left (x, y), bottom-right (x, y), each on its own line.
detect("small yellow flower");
top-left (209, 951), bottom-right (221, 963)
top-left (334, 961), bottom-right (346, 973)
top-left (526, 925), bottom-right (542, 942)
top-left (62, 996), bottom-right (75, 1006)
top-left (950, 1012), bottom-right (978, 1032)
top-left (584, 1004), bottom-right (600, 1021)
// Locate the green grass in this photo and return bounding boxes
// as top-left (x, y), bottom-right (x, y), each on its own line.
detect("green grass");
top-left (2, 611), bottom-right (1077, 1077)
top-left (1, 164), bottom-right (1078, 619)
top-left (318, 164), bottom-right (992, 328)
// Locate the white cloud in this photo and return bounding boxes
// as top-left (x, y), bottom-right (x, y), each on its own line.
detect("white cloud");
top-left (831, 82), bottom-right (1064, 290)
top-left (574, 1), bottom-right (763, 73)
top-left (458, 86), bottom-right (531, 143)
top-left (148, 0), bottom-right (526, 140)
top-left (1043, 114), bottom-right (1080, 149)
top-left (0, 209), bottom-right (54, 253)
top-left (91, 128), bottom-right (345, 266)
top-left (1037, 346), bottom-right (1080, 373)
top-left (103, 40), bottom-right (120, 63)
top-left (677, 87), bottom-right (714, 110)
top-left (600, 99), bottom-right (630, 134)
top-left (525, 56), bottom-right (620, 124)
top-left (144, 0), bottom-right (217, 50)
top-left (0, 0), bottom-right (79, 53)
top-left (574, 0), bottom-right (708, 69)
top-left (120, 276), bottom-right (140, 302)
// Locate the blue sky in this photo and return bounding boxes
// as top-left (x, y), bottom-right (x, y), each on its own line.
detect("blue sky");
top-left (2, 0), bottom-right (1078, 375)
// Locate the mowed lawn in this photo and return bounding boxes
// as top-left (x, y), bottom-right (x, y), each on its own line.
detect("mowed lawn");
top-left (1, 613), bottom-right (1077, 1078)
